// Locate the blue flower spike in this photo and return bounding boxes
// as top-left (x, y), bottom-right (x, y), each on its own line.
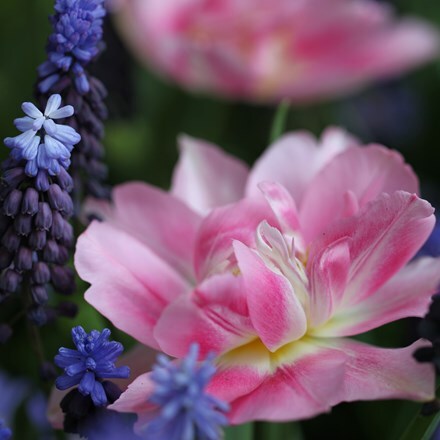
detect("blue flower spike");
top-left (38, 0), bottom-right (106, 95)
top-left (146, 343), bottom-right (229, 440)
top-left (55, 326), bottom-right (130, 407)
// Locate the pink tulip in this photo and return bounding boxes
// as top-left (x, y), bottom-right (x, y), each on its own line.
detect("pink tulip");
top-left (76, 128), bottom-right (440, 429)
top-left (114, 0), bottom-right (439, 102)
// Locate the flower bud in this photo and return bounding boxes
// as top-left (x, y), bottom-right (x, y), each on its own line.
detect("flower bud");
top-left (21, 187), bottom-right (39, 215)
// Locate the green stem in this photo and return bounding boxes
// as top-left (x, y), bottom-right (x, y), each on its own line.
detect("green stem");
top-left (269, 100), bottom-right (290, 143)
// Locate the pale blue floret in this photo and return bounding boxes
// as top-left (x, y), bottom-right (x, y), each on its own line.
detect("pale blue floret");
top-left (145, 344), bottom-right (229, 440)
top-left (3, 94), bottom-right (80, 176)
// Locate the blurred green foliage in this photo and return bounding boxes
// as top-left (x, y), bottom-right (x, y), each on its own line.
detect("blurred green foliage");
top-left (1, 0), bottom-right (440, 439)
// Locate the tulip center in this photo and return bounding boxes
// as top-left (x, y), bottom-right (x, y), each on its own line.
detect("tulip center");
top-left (256, 221), bottom-right (310, 312)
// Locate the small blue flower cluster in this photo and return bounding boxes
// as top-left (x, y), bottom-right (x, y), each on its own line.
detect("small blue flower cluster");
top-left (0, 420), bottom-right (11, 440)
top-left (145, 344), bottom-right (229, 440)
top-left (55, 326), bottom-right (130, 406)
top-left (38, 0), bottom-right (106, 95)
top-left (4, 95), bottom-right (80, 178)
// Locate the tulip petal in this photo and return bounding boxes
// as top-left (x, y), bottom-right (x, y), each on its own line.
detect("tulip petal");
top-left (75, 222), bottom-right (191, 348)
top-left (82, 182), bottom-right (201, 281)
top-left (258, 181), bottom-right (301, 234)
top-left (154, 273), bottom-right (255, 358)
top-left (320, 338), bottom-right (435, 403)
top-left (217, 338), bottom-right (348, 424)
top-left (300, 145), bottom-right (419, 243)
top-left (310, 191), bottom-right (435, 306)
top-left (246, 127), bottom-right (357, 204)
top-left (313, 257), bottom-right (440, 337)
top-left (171, 135), bottom-right (249, 214)
top-left (308, 237), bottom-right (351, 329)
top-left (234, 241), bottom-right (307, 352)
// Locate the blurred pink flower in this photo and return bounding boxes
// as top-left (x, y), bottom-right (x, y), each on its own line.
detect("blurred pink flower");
top-left (76, 129), bottom-right (440, 429)
top-left (114, 0), bottom-right (439, 103)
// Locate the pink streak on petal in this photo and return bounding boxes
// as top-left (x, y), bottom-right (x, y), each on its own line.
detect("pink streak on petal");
top-left (234, 241), bottom-right (307, 351)
top-left (317, 257), bottom-right (440, 337)
top-left (154, 273), bottom-right (255, 358)
top-left (75, 222), bottom-right (190, 348)
top-left (84, 182), bottom-right (202, 281)
top-left (194, 196), bottom-right (276, 280)
top-left (300, 145), bottom-right (419, 244)
top-left (246, 127), bottom-right (357, 205)
top-left (310, 191), bottom-right (435, 305)
top-left (171, 134), bottom-right (249, 214)
top-left (308, 237), bottom-right (351, 328)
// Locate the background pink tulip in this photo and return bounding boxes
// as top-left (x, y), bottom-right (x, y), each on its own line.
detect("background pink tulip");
top-left (113, 0), bottom-right (439, 103)
top-left (76, 129), bottom-right (440, 430)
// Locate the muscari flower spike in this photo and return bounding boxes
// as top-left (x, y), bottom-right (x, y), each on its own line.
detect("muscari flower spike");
top-left (145, 343), bottom-right (229, 440)
top-left (38, 0), bottom-right (106, 95)
top-left (55, 326), bottom-right (130, 406)
top-left (37, 0), bottom-right (111, 202)
top-left (1, 95), bottom-right (79, 330)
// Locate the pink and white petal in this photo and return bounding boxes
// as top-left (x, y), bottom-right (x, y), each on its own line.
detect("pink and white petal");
top-left (234, 241), bottom-right (307, 352)
top-left (222, 339), bottom-right (348, 423)
top-left (171, 135), bottom-right (249, 214)
top-left (313, 257), bottom-right (440, 337)
top-left (85, 182), bottom-right (202, 281)
top-left (258, 181), bottom-right (301, 234)
top-left (246, 127), bottom-right (357, 205)
top-left (300, 145), bottom-right (419, 243)
top-left (75, 222), bottom-right (191, 348)
top-left (310, 191), bottom-right (435, 306)
top-left (154, 273), bottom-right (255, 359)
top-left (308, 237), bottom-right (351, 329)
top-left (320, 338), bottom-right (435, 403)
top-left (194, 196), bottom-right (276, 280)
top-left (110, 371), bottom-right (157, 419)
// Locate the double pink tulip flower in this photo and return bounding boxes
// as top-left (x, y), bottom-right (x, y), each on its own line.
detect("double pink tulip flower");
top-left (114, 0), bottom-right (439, 102)
top-left (75, 128), bottom-right (440, 430)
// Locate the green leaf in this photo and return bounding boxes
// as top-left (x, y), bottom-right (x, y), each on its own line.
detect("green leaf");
top-left (255, 422), bottom-right (304, 440)
top-left (224, 423), bottom-right (254, 440)
top-left (398, 407), bottom-right (440, 440)
top-left (269, 100), bottom-right (290, 143)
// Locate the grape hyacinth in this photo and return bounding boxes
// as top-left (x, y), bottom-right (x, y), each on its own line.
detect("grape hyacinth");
top-left (145, 344), bottom-right (229, 440)
top-left (55, 326), bottom-right (133, 436)
top-left (37, 0), bottom-right (111, 204)
top-left (55, 326), bottom-right (130, 406)
top-left (0, 95), bottom-right (79, 328)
